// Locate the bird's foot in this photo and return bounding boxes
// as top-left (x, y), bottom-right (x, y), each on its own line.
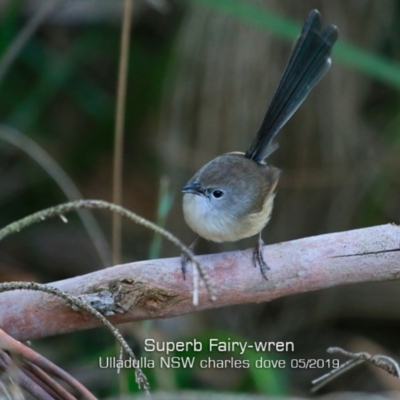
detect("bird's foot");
top-left (252, 234), bottom-right (270, 280)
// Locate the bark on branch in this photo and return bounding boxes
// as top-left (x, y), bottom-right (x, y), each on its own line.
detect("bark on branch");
top-left (1, 224), bottom-right (399, 341)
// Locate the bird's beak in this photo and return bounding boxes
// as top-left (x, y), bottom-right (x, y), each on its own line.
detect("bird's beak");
top-left (182, 182), bottom-right (203, 195)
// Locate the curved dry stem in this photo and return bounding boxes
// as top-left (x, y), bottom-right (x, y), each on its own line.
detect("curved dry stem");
top-left (0, 199), bottom-right (216, 301)
top-left (0, 282), bottom-right (150, 393)
top-left (312, 346), bottom-right (400, 392)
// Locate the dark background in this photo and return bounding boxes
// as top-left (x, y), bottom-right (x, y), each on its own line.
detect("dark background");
top-left (1, 0), bottom-right (400, 397)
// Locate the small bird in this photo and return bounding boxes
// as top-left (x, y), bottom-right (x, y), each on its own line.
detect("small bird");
top-left (182, 10), bottom-right (338, 279)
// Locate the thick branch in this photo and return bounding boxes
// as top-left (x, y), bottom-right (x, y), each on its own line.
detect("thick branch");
top-left (1, 224), bottom-right (399, 341)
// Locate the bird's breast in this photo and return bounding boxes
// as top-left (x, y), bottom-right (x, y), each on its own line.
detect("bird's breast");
top-left (182, 192), bottom-right (275, 243)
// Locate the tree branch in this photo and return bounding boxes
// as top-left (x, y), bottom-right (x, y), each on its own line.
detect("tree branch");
top-left (1, 224), bottom-right (399, 341)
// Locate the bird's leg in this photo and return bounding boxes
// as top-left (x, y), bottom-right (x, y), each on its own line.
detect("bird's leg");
top-left (252, 231), bottom-right (270, 280)
top-left (181, 236), bottom-right (201, 280)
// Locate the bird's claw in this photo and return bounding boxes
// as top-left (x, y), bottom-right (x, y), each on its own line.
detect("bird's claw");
top-left (252, 236), bottom-right (270, 280)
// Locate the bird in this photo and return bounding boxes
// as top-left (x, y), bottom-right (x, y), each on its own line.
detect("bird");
top-left (181, 9), bottom-right (339, 279)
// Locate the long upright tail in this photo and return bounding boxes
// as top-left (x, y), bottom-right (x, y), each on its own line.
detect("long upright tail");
top-left (245, 9), bottom-right (338, 164)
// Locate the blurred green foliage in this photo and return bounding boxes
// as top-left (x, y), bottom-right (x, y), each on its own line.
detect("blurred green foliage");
top-left (193, 0), bottom-right (400, 87)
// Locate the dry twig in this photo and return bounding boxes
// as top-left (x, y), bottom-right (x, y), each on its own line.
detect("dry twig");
top-left (312, 347), bottom-right (400, 392)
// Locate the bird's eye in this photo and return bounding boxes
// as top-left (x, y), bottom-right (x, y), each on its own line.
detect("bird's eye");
top-left (212, 189), bottom-right (224, 199)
